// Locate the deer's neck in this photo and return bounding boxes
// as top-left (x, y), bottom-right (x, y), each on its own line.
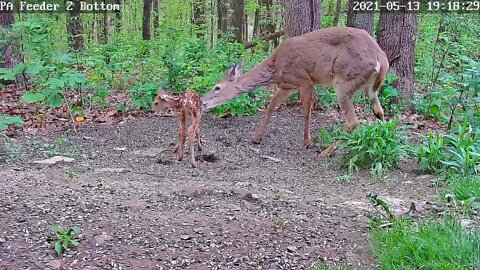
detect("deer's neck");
top-left (237, 57), bottom-right (275, 93)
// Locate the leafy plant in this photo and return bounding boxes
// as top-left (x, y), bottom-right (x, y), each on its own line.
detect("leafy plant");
top-left (211, 88), bottom-right (270, 117)
top-left (50, 226), bottom-right (80, 256)
top-left (380, 73), bottom-right (403, 115)
top-left (0, 114), bottom-right (24, 131)
top-left (367, 194), bottom-right (395, 222)
top-left (314, 121), bottom-right (343, 148)
top-left (338, 120), bottom-right (408, 177)
top-left (415, 131), bottom-right (446, 173)
top-left (441, 124), bottom-right (480, 176)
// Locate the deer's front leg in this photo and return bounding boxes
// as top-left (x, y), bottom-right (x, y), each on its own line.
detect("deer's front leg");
top-left (196, 119), bottom-right (202, 152)
top-left (176, 112), bottom-right (187, 161)
top-left (252, 88), bottom-right (293, 144)
top-left (299, 86), bottom-right (314, 149)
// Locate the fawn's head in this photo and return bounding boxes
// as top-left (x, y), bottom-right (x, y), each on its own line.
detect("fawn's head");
top-left (201, 61), bottom-right (244, 110)
top-left (152, 89), bottom-right (180, 112)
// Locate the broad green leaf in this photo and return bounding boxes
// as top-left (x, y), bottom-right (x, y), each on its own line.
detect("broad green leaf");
top-left (54, 241), bottom-right (63, 256)
top-left (26, 64), bottom-right (44, 76)
top-left (47, 93), bottom-right (64, 108)
top-left (21, 91), bottom-right (46, 103)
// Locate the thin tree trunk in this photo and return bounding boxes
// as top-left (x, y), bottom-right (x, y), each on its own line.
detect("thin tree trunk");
top-left (229, 0), bottom-right (244, 43)
top-left (153, 0), bottom-right (159, 36)
top-left (333, 0), bottom-right (341, 26)
top-left (282, 0), bottom-right (321, 38)
top-left (67, 0), bottom-right (85, 51)
top-left (253, 0), bottom-right (262, 38)
top-left (142, 0), bottom-right (152, 40)
top-left (217, 0), bottom-right (228, 37)
top-left (192, 0), bottom-right (205, 38)
top-left (346, 0), bottom-right (373, 35)
top-left (328, 0), bottom-right (334, 15)
top-left (115, 0), bottom-right (122, 33)
top-left (377, 0), bottom-right (417, 110)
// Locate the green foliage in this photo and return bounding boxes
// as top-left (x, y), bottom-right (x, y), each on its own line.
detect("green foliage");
top-left (367, 194), bottom-right (395, 222)
top-left (314, 121), bottom-right (342, 148)
top-left (441, 124), bottom-right (480, 176)
top-left (371, 218), bottom-right (480, 270)
top-left (50, 226), bottom-right (80, 256)
top-left (380, 73), bottom-right (403, 115)
top-left (415, 131), bottom-right (446, 173)
top-left (338, 120), bottom-right (408, 177)
top-left (211, 89), bottom-right (270, 117)
top-left (0, 114), bottom-right (24, 131)
top-left (441, 176), bottom-right (480, 212)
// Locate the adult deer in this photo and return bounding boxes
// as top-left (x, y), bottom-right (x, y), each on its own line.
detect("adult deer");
top-left (201, 27), bottom-right (389, 156)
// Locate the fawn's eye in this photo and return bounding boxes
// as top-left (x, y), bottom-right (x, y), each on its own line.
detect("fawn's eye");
top-left (214, 86), bottom-right (221, 93)
top-left (154, 101), bottom-right (159, 105)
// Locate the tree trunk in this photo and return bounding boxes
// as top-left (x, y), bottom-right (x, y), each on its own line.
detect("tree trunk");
top-left (192, 0), bottom-right (205, 38)
top-left (282, 0), bottom-right (321, 38)
top-left (0, 0), bottom-right (28, 85)
top-left (142, 0), bottom-right (152, 40)
top-left (346, 0), bottom-right (373, 35)
top-left (253, 0), bottom-right (262, 38)
top-left (229, 0), bottom-right (244, 43)
top-left (333, 0), bottom-right (341, 26)
top-left (217, 0), bottom-right (228, 37)
top-left (328, 0), bottom-right (334, 15)
top-left (96, 10), bottom-right (108, 44)
top-left (377, 0), bottom-right (417, 109)
top-left (67, 0), bottom-right (84, 51)
top-left (153, 0), bottom-right (159, 36)
top-left (115, 0), bottom-right (122, 33)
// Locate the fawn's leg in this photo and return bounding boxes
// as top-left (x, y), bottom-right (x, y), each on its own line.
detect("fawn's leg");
top-left (188, 115), bottom-right (200, 168)
top-left (299, 86), bottom-right (314, 149)
top-left (252, 88), bottom-right (293, 144)
top-left (196, 120), bottom-right (202, 152)
top-left (175, 112), bottom-right (187, 161)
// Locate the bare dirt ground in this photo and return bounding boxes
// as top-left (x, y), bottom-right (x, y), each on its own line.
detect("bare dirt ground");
top-left (0, 108), bottom-right (438, 270)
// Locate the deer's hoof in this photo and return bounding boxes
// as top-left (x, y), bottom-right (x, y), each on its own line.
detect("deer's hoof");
top-left (177, 154), bottom-right (184, 161)
top-left (301, 140), bottom-right (312, 150)
top-left (197, 145), bottom-right (203, 152)
top-left (251, 135), bottom-right (262, 145)
top-left (190, 162), bottom-right (198, 168)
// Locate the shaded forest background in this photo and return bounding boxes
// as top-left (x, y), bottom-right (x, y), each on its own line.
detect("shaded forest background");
top-left (0, 0), bottom-right (479, 132)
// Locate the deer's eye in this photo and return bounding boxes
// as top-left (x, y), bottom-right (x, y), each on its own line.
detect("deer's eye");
top-left (214, 86), bottom-right (221, 93)
top-left (154, 101), bottom-right (159, 105)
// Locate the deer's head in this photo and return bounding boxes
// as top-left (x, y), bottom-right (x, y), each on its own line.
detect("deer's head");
top-left (152, 89), bottom-right (180, 112)
top-left (202, 61), bottom-right (244, 110)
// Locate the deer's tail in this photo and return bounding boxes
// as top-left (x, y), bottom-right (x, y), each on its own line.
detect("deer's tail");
top-left (373, 58), bottom-right (389, 93)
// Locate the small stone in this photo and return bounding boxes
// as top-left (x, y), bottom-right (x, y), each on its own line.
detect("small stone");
top-left (180, 235), bottom-right (192, 240)
top-left (92, 233), bottom-right (112, 247)
top-left (242, 193), bottom-right (261, 203)
top-left (33, 156), bottom-right (75, 165)
top-left (286, 246), bottom-right (297, 252)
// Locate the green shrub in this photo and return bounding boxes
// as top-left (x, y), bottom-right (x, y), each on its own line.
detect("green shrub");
top-left (441, 124), bottom-right (480, 176)
top-left (211, 88), bottom-right (270, 117)
top-left (371, 218), bottom-right (480, 270)
top-left (338, 120), bottom-right (408, 177)
top-left (416, 131), bottom-right (446, 173)
top-left (0, 114), bottom-right (24, 131)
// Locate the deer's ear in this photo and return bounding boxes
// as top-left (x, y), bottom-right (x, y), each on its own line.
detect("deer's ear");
top-left (234, 61), bottom-right (243, 77)
top-left (226, 61), bottom-right (244, 79)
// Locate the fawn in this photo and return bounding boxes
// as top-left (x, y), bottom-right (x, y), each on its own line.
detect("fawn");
top-left (152, 89), bottom-right (203, 168)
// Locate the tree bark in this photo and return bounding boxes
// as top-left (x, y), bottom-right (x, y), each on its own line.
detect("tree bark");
top-left (229, 0), bottom-right (244, 43)
top-left (115, 0), bottom-right (122, 33)
top-left (192, 0), bottom-right (205, 38)
top-left (0, 0), bottom-right (28, 85)
top-left (67, 0), bottom-right (84, 51)
top-left (217, 0), bottom-right (228, 37)
top-left (377, 0), bottom-right (417, 109)
top-left (346, 0), bottom-right (373, 35)
top-left (282, 0), bottom-right (321, 38)
top-left (142, 0), bottom-right (152, 40)
top-left (153, 0), bottom-right (159, 36)
top-left (96, 9), bottom-right (108, 44)
top-left (328, 0), bottom-right (334, 15)
top-left (333, 0), bottom-right (341, 26)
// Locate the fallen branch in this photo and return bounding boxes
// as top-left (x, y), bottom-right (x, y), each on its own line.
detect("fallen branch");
top-left (244, 30), bottom-right (285, 49)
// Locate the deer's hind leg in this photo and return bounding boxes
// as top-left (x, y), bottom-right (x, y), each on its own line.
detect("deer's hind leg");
top-left (188, 114), bottom-right (201, 168)
top-left (196, 122), bottom-right (203, 152)
top-left (253, 87), bottom-right (293, 144)
top-left (175, 112), bottom-right (187, 161)
top-left (299, 85), bottom-right (314, 149)
top-left (319, 79), bottom-right (365, 157)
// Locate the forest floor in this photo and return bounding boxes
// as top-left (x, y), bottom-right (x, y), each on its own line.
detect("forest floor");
top-left (0, 108), bottom-right (439, 270)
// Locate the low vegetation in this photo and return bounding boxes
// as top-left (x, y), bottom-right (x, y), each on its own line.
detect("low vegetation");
top-left (50, 226), bottom-right (80, 256)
